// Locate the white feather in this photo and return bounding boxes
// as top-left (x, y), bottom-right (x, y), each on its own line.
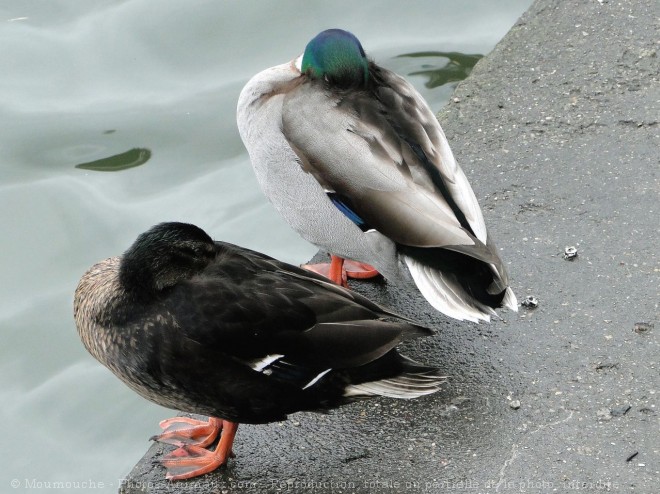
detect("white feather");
top-left (502, 287), bottom-right (519, 312)
top-left (403, 255), bottom-right (493, 323)
top-left (344, 374), bottom-right (446, 399)
top-left (302, 368), bottom-right (332, 390)
top-left (249, 354), bottom-right (284, 372)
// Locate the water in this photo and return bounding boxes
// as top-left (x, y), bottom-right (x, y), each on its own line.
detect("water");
top-left (0, 0), bottom-right (531, 490)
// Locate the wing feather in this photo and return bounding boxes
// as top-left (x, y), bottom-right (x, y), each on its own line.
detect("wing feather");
top-left (281, 71), bottom-right (489, 257)
top-left (169, 243), bottom-right (429, 374)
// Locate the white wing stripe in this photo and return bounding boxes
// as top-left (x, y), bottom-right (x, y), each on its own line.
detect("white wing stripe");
top-left (302, 368), bottom-right (332, 390)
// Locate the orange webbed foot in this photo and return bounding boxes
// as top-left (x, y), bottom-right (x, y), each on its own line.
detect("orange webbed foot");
top-left (161, 444), bottom-right (228, 480)
top-left (303, 255), bottom-right (380, 287)
top-left (159, 420), bottom-right (238, 481)
top-left (151, 416), bottom-right (222, 448)
top-left (343, 260), bottom-right (380, 279)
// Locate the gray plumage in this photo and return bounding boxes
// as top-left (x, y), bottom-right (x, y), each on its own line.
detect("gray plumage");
top-left (237, 29), bottom-right (517, 322)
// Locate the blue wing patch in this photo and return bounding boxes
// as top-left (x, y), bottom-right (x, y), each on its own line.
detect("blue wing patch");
top-left (327, 192), bottom-right (371, 232)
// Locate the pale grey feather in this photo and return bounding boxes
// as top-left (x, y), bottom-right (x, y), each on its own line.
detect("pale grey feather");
top-left (237, 52), bottom-right (518, 322)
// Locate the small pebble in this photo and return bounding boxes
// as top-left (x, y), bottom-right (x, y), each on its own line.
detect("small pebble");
top-left (509, 400), bottom-right (521, 410)
top-left (595, 361), bottom-right (619, 372)
top-left (522, 295), bottom-right (539, 308)
top-left (564, 246), bottom-right (578, 260)
top-left (610, 405), bottom-right (631, 417)
top-left (633, 322), bottom-right (653, 334)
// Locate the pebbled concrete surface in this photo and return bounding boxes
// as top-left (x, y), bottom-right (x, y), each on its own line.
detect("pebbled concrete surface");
top-left (121, 0), bottom-right (658, 492)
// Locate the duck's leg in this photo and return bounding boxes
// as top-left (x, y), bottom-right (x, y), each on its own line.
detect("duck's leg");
top-left (303, 254), bottom-right (379, 287)
top-left (160, 420), bottom-right (239, 481)
top-left (151, 416), bottom-right (222, 448)
top-left (328, 255), bottom-right (348, 286)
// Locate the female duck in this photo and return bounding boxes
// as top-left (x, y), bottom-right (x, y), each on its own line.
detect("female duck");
top-left (74, 222), bottom-right (443, 480)
top-left (237, 29), bottom-right (517, 323)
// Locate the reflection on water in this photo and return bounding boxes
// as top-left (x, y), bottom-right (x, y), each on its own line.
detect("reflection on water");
top-left (75, 148), bottom-right (151, 171)
top-left (398, 51), bottom-right (483, 89)
top-left (0, 0), bottom-right (532, 489)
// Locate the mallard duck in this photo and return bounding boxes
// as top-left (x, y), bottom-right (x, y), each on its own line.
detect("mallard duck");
top-left (237, 29), bottom-right (517, 323)
top-left (74, 222), bottom-right (443, 480)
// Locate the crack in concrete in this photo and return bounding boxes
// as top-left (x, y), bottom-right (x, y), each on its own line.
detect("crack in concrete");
top-left (495, 410), bottom-right (575, 491)
top-left (495, 443), bottom-right (519, 492)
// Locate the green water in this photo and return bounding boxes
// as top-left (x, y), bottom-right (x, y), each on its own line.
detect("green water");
top-left (0, 0), bottom-right (531, 490)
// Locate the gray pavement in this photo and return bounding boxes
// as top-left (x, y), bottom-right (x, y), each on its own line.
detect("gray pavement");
top-left (121, 0), bottom-right (659, 492)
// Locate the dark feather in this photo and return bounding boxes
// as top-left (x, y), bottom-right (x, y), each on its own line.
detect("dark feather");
top-left (74, 223), bottom-right (442, 425)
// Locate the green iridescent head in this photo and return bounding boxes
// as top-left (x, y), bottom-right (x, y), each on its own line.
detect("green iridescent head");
top-left (301, 29), bottom-right (369, 88)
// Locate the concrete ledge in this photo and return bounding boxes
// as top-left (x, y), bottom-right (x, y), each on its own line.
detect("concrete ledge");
top-left (121, 0), bottom-right (658, 492)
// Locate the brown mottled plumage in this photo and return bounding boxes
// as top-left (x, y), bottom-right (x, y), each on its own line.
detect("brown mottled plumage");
top-left (74, 222), bottom-right (444, 480)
